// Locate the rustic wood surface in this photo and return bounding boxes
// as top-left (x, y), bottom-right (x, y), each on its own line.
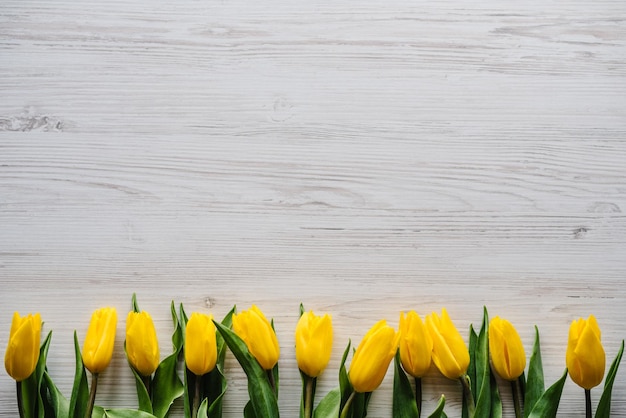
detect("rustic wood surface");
top-left (1, 0), bottom-right (625, 416)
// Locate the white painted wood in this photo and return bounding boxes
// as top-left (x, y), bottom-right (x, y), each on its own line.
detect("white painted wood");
top-left (1, 0), bottom-right (625, 416)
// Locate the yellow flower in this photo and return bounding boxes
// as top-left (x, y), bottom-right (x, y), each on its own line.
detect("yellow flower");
top-left (184, 313), bottom-right (217, 376)
top-left (399, 311), bottom-right (433, 378)
top-left (232, 305), bottom-right (280, 370)
top-left (4, 312), bottom-right (42, 382)
top-left (566, 315), bottom-right (605, 390)
top-left (295, 310), bottom-right (333, 377)
top-left (489, 316), bottom-right (526, 380)
top-left (126, 311), bottom-right (160, 376)
top-left (82, 307), bottom-right (117, 374)
top-left (348, 320), bottom-right (400, 393)
top-left (426, 308), bottom-right (469, 379)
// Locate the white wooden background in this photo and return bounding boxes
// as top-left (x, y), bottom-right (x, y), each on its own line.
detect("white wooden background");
top-left (1, 0), bottom-right (625, 416)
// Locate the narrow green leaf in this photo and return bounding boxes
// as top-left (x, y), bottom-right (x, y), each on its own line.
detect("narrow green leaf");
top-left (217, 306), bottom-right (235, 371)
top-left (339, 341), bottom-right (353, 416)
top-left (198, 398), bottom-right (209, 418)
top-left (524, 326), bottom-right (545, 418)
top-left (104, 409), bottom-right (158, 418)
top-left (131, 293), bottom-right (140, 313)
top-left (35, 331), bottom-right (53, 418)
top-left (214, 321), bottom-right (280, 418)
top-left (351, 392), bottom-right (371, 418)
top-left (152, 302), bottom-right (184, 418)
top-left (69, 331), bottom-right (89, 418)
top-left (595, 340), bottom-right (624, 418)
top-left (463, 326), bottom-right (478, 418)
top-left (44, 371), bottom-right (70, 418)
top-left (392, 351), bottom-right (419, 418)
top-left (313, 388), bottom-right (341, 418)
top-left (427, 395), bottom-right (446, 418)
top-left (527, 369), bottom-right (568, 418)
top-left (124, 342), bottom-right (152, 414)
top-left (205, 366), bottom-right (228, 417)
top-left (473, 307), bottom-right (491, 418)
top-left (489, 370), bottom-right (502, 418)
top-left (244, 401), bottom-right (257, 418)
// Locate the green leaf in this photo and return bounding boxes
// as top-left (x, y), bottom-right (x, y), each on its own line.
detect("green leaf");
top-left (44, 371), bottom-right (70, 418)
top-left (198, 398), bottom-right (209, 418)
top-left (339, 341), bottom-right (353, 416)
top-left (152, 301), bottom-right (184, 418)
top-left (69, 331), bottom-right (90, 418)
top-left (392, 351), bottom-right (419, 418)
top-left (300, 372), bottom-right (317, 418)
top-left (205, 366), bottom-right (228, 417)
top-left (527, 369), bottom-right (567, 418)
top-left (351, 392), bottom-right (371, 418)
top-left (595, 340), bottom-right (625, 418)
top-left (524, 326), bottom-right (545, 418)
top-left (217, 306), bottom-right (235, 371)
top-left (131, 293), bottom-right (140, 313)
top-left (427, 395), bottom-right (446, 418)
top-left (463, 326), bottom-right (478, 418)
top-left (474, 307), bottom-right (491, 418)
top-left (489, 370), bottom-right (502, 418)
top-left (35, 330), bottom-right (53, 418)
top-left (103, 409), bottom-right (158, 418)
top-left (214, 321), bottom-right (280, 418)
top-left (313, 388), bottom-right (341, 418)
top-left (244, 401), bottom-right (257, 418)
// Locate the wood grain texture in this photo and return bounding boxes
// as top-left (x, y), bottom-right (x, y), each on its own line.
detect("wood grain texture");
top-left (1, 0), bottom-right (625, 416)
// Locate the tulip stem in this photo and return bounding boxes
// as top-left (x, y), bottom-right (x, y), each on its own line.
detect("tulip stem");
top-left (192, 375), bottom-right (201, 418)
top-left (303, 376), bottom-right (314, 418)
top-left (414, 377), bottom-right (422, 418)
top-left (142, 375), bottom-right (151, 400)
top-left (460, 375), bottom-right (475, 418)
top-left (585, 389), bottom-right (592, 418)
top-left (511, 379), bottom-right (522, 418)
top-left (16, 381), bottom-right (24, 418)
top-left (340, 391), bottom-right (356, 418)
top-left (85, 373), bottom-right (98, 418)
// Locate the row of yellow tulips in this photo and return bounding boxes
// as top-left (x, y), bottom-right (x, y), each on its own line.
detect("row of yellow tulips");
top-left (4, 301), bottom-right (623, 418)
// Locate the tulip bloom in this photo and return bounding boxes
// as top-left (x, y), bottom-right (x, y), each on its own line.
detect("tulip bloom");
top-left (185, 313), bottom-right (217, 376)
top-left (426, 309), bottom-right (469, 379)
top-left (233, 305), bottom-right (280, 370)
top-left (348, 320), bottom-right (400, 393)
top-left (295, 310), bottom-right (333, 378)
top-left (126, 311), bottom-right (160, 376)
top-left (566, 315), bottom-right (605, 390)
top-left (489, 317), bottom-right (526, 381)
top-left (83, 307), bottom-right (117, 374)
top-left (4, 312), bottom-right (42, 382)
top-left (399, 311), bottom-right (433, 378)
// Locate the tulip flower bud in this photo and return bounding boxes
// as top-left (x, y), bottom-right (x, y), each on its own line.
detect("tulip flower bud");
top-left (82, 307), bottom-right (117, 374)
top-left (566, 315), bottom-right (605, 390)
top-left (184, 313), bottom-right (217, 376)
top-left (4, 312), bottom-right (42, 382)
top-left (426, 308), bottom-right (469, 380)
top-left (126, 311), bottom-right (160, 376)
top-left (488, 316), bottom-right (526, 380)
top-left (295, 310), bottom-right (333, 378)
top-left (399, 311), bottom-right (433, 378)
top-left (232, 305), bottom-right (280, 370)
top-left (348, 320), bottom-right (400, 393)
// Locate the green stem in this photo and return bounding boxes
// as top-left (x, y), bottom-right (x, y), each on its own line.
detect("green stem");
top-left (85, 373), bottom-right (99, 418)
top-left (460, 375), bottom-right (475, 418)
top-left (16, 381), bottom-right (24, 418)
top-left (303, 376), bottom-right (314, 418)
top-left (141, 374), bottom-right (152, 400)
top-left (511, 379), bottom-right (522, 418)
top-left (192, 375), bottom-right (201, 418)
top-left (340, 391), bottom-right (356, 418)
top-left (415, 377), bottom-right (422, 418)
top-left (585, 389), bottom-right (592, 418)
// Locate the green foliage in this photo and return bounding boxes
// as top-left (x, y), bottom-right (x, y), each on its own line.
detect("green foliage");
top-left (595, 340), bottom-right (624, 418)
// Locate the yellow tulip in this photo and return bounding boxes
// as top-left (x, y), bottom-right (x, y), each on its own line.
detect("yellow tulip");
top-left (233, 305), bottom-right (280, 370)
top-left (348, 320), bottom-right (400, 393)
top-left (126, 311), bottom-right (160, 376)
top-left (489, 316), bottom-right (526, 380)
top-left (566, 315), bottom-right (605, 390)
top-left (399, 311), bottom-right (433, 378)
top-left (426, 308), bottom-right (469, 379)
top-left (184, 313), bottom-right (217, 376)
top-left (295, 310), bottom-right (333, 377)
top-left (82, 307), bottom-right (117, 374)
top-left (4, 312), bottom-right (42, 382)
